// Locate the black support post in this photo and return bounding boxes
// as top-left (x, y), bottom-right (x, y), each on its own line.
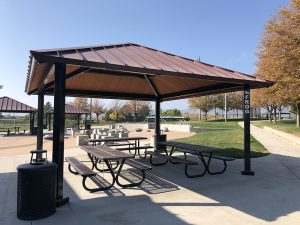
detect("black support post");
top-left (37, 92), bottom-right (44, 150)
top-left (84, 114), bottom-right (87, 129)
top-left (48, 114), bottom-right (52, 131)
top-left (77, 114), bottom-right (80, 129)
top-left (154, 98), bottom-right (161, 149)
top-left (52, 63), bottom-right (69, 206)
top-left (242, 84), bottom-right (254, 175)
top-left (30, 112), bottom-right (34, 134)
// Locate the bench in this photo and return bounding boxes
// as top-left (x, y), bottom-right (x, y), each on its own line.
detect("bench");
top-left (201, 153), bottom-right (235, 175)
top-left (66, 157), bottom-right (106, 192)
top-left (116, 146), bottom-right (153, 158)
top-left (178, 150), bottom-right (235, 175)
top-left (146, 150), bottom-right (169, 166)
top-left (106, 143), bottom-right (134, 147)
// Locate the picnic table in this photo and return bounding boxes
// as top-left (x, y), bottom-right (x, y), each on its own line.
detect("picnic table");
top-left (12, 126), bottom-right (20, 134)
top-left (147, 141), bottom-right (234, 178)
top-left (0, 127), bottom-right (11, 135)
top-left (89, 136), bottom-right (151, 158)
top-left (65, 145), bottom-right (151, 192)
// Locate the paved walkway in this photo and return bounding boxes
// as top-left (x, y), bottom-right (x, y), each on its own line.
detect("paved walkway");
top-left (239, 122), bottom-right (300, 179)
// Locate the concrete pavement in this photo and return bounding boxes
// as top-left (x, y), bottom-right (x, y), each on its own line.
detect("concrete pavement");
top-left (1, 125), bottom-right (300, 225)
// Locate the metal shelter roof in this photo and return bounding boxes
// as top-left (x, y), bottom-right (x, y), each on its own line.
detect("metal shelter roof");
top-left (0, 96), bottom-right (36, 113)
top-left (25, 43), bottom-right (273, 101)
top-left (46, 104), bottom-right (89, 114)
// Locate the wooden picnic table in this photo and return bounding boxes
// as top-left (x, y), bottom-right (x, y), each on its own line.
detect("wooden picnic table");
top-left (153, 141), bottom-right (234, 178)
top-left (79, 145), bottom-right (150, 191)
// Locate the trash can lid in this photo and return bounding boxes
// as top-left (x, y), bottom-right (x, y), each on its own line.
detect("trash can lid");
top-left (17, 162), bottom-right (57, 171)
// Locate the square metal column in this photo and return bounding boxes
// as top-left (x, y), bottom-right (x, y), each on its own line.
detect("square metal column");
top-left (30, 112), bottom-right (34, 134)
top-left (242, 84), bottom-right (254, 175)
top-left (37, 92), bottom-right (44, 150)
top-left (52, 63), bottom-right (69, 206)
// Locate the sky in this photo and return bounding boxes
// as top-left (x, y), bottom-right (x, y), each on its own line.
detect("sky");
top-left (0, 0), bottom-right (290, 112)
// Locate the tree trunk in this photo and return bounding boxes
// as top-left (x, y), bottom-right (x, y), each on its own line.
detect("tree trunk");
top-left (279, 110), bottom-right (282, 122)
top-left (214, 107), bottom-right (217, 120)
top-left (273, 108), bottom-right (277, 124)
top-left (268, 112), bottom-right (272, 122)
top-left (236, 109), bottom-right (238, 119)
top-left (297, 102), bottom-right (300, 128)
top-left (198, 109), bottom-right (201, 121)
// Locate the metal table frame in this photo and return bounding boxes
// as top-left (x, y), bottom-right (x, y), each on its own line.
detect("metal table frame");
top-left (80, 146), bottom-right (147, 191)
top-left (154, 141), bottom-right (220, 178)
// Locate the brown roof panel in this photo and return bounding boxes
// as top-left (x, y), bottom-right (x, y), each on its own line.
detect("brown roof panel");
top-left (0, 96), bottom-right (36, 112)
top-left (25, 42), bottom-right (273, 101)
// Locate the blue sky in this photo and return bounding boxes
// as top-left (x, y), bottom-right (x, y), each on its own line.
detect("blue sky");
top-left (0, 0), bottom-right (289, 112)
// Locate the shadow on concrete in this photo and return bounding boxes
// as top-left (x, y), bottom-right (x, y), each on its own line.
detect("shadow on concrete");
top-left (119, 169), bottom-right (179, 194)
top-left (132, 153), bottom-right (300, 222)
top-left (5, 151), bottom-right (300, 224)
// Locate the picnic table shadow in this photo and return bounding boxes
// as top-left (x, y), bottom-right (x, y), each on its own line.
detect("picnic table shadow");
top-left (65, 151), bottom-right (300, 222)
top-left (131, 152), bottom-right (300, 222)
top-left (0, 171), bottom-right (191, 225)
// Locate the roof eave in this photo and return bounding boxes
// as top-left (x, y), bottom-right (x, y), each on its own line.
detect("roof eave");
top-left (28, 52), bottom-right (272, 93)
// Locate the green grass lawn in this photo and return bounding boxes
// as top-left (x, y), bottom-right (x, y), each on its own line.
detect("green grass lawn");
top-left (174, 121), bottom-right (269, 159)
top-left (252, 120), bottom-right (300, 137)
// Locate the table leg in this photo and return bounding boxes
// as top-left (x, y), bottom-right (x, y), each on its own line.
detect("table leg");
top-left (115, 159), bottom-right (146, 188)
top-left (82, 159), bottom-right (116, 192)
top-left (137, 139), bottom-right (147, 159)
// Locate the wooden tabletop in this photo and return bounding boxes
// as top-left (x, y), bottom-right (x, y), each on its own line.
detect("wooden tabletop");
top-left (158, 141), bottom-right (219, 153)
top-left (80, 146), bottom-right (134, 160)
top-left (89, 136), bottom-right (147, 142)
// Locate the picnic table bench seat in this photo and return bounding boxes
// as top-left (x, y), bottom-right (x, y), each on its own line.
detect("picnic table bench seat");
top-left (146, 150), bottom-right (169, 166)
top-left (175, 146), bottom-right (235, 175)
top-left (201, 153), bottom-right (235, 175)
top-left (152, 141), bottom-right (236, 177)
top-left (105, 143), bottom-right (135, 147)
top-left (65, 157), bottom-right (103, 192)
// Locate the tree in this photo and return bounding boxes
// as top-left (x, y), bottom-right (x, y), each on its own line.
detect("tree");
top-left (251, 89), bottom-right (276, 122)
top-left (121, 100), bottom-right (151, 122)
top-left (211, 94), bottom-right (224, 119)
top-left (91, 99), bottom-right (105, 123)
top-left (188, 98), bottom-right (202, 121)
top-left (227, 92), bottom-right (243, 119)
top-left (111, 100), bottom-right (124, 122)
top-left (188, 96), bottom-right (214, 120)
top-left (162, 109), bottom-right (182, 117)
top-left (256, 0), bottom-right (300, 127)
top-left (44, 102), bottom-right (53, 113)
top-left (72, 97), bottom-right (89, 111)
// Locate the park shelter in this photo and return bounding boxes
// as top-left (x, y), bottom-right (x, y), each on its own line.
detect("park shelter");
top-left (45, 104), bottom-right (89, 130)
top-left (25, 42), bottom-right (273, 206)
top-left (0, 96), bottom-right (36, 133)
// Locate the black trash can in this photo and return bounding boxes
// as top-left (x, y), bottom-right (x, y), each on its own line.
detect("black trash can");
top-left (17, 162), bottom-right (57, 220)
top-left (153, 134), bottom-right (167, 150)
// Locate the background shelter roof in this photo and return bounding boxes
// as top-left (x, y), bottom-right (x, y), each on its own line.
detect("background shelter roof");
top-left (25, 43), bottom-right (273, 101)
top-left (46, 104), bottom-right (89, 114)
top-left (0, 96), bottom-right (36, 113)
